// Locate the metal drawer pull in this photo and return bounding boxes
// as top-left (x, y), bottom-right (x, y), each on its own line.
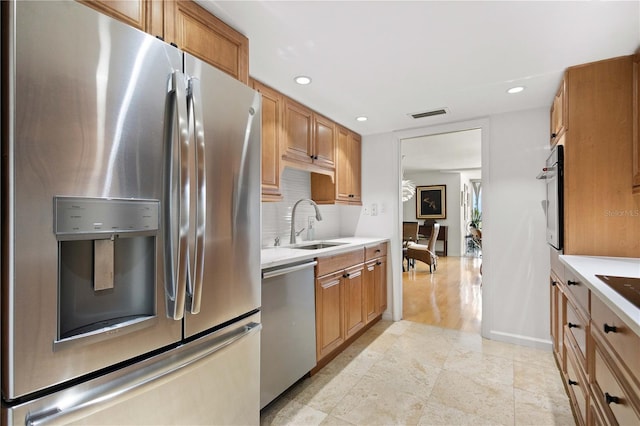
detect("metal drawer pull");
top-left (568, 322), bottom-right (579, 329)
top-left (605, 393), bottom-right (620, 405)
top-left (567, 280), bottom-right (578, 286)
top-left (568, 379), bottom-right (578, 386)
top-left (603, 323), bottom-right (618, 334)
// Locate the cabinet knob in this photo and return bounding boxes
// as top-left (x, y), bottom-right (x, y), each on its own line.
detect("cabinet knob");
top-left (568, 322), bottom-right (578, 329)
top-left (343, 273), bottom-right (350, 278)
top-left (376, 261), bottom-right (382, 266)
top-left (309, 154), bottom-right (314, 159)
top-left (568, 379), bottom-right (578, 386)
top-left (551, 132), bottom-right (557, 139)
top-left (551, 281), bottom-right (557, 287)
top-left (314, 155), bottom-right (318, 160)
top-left (603, 323), bottom-right (618, 334)
top-left (605, 393), bottom-right (620, 405)
top-left (567, 280), bottom-right (578, 286)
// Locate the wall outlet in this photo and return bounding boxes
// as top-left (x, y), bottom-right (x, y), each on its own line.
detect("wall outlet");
top-left (363, 206), bottom-right (370, 215)
top-left (371, 203), bottom-right (378, 216)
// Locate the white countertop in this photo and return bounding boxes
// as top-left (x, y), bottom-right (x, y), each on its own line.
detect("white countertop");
top-left (261, 237), bottom-right (389, 270)
top-left (559, 255), bottom-right (640, 336)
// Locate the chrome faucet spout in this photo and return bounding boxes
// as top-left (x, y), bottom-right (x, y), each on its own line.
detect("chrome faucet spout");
top-left (290, 198), bottom-right (322, 244)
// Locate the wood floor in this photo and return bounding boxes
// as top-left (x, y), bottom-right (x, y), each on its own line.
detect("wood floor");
top-left (402, 256), bottom-right (482, 333)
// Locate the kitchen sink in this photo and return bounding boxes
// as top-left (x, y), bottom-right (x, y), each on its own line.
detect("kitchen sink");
top-left (294, 242), bottom-right (347, 250)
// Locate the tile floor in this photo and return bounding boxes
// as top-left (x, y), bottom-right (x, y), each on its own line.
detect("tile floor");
top-left (260, 320), bottom-right (574, 426)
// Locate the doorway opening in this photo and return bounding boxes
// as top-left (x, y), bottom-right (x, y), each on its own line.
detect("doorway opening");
top-left (400, 127), bottom-right (483, 333)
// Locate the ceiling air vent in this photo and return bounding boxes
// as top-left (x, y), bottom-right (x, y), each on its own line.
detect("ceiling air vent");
top-left (409, 108), bottom-right (448, 119)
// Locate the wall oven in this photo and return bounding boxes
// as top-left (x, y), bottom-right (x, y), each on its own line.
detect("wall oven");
top-left (540, 145), bottom-right (564, 250)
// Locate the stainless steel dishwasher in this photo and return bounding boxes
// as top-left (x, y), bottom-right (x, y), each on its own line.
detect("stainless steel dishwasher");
top-left (260, 260), bottom-right (317, 409)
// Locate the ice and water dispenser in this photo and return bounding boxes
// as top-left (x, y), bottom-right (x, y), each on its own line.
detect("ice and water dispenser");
top-left (54, 197), bottom-right (160, 349)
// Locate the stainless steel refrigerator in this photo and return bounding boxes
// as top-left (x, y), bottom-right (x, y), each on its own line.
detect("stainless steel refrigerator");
top-left (1, 1), bottom-right (261, 423)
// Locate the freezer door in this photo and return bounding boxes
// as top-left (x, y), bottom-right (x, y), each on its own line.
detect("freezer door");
top-left (2, 1), bottom-right (183, 399)
top-left (3, 315), bottom-right (261, 426)
top-left (183, 55), bottom-right (262, 337)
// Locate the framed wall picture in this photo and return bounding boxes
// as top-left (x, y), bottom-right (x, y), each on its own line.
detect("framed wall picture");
top-left (416, 185), bottom-right (446, 219)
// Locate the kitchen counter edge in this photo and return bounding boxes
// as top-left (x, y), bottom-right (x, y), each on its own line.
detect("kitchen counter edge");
top-left (559, 254), bottom-right (640, 336)
top-left (261, 237), bottom-right (389, 270)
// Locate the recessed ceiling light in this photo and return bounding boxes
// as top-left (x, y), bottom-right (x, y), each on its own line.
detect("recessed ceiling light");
top-left (356, 116), bottom-right (368, 122)
top-left (294, 75), bottom-right (312, 85)
top-left (507, 86), bottom-right (525, 94)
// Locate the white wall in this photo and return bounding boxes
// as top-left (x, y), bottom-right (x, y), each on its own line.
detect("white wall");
top-left (345, 132), bottom-right (401, 320)
top-left (402, 171), bottom-right (464, 256)
top-left (482, 107), bottom-right (551, 348)
top-left (355, 109), bottom-right (552, 349)
top-left (261, 168), bottom-right (342, 247)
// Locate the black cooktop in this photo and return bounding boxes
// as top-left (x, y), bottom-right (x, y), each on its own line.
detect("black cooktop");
top-left (596, 275), bottom-right (640, 310)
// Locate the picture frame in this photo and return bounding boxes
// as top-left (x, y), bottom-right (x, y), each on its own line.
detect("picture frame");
top-left (416, 185), bottom-right (446, 219)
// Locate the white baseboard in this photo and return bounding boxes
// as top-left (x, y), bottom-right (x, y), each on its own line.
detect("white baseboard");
top-left (484, 330), bottom-right (553, 351)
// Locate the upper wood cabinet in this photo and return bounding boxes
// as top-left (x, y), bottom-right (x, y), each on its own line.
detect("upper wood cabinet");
top-left (311, 125), bottom-right (361, 205)
top-left (336, 127), bottom-right (361, 204)
top-left (550, 78), bottom-right (567, 145)
top-left (633, 52), bottom-right (640, 194)
top-left (282, 97), bottom-right (335, 173)
top-left (78, 0), bottom-right (164, 37)
top-left (313, 113), bottom-right (337, 170)
top-left (561, 55), bottom-right (639, 257)
top-left (79, 1), bottom-right (249, 84)
top-left (251, 80), bottom-right (283, 201)
top-left (164, 0), bottom-right (249, 84)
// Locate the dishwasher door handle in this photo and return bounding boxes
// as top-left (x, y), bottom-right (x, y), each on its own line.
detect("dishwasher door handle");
top-left (262, 261), bottom-right (317, 279)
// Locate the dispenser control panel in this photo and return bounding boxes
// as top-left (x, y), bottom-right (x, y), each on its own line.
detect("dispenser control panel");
top-left (54, 197), bottom-right (159, 238)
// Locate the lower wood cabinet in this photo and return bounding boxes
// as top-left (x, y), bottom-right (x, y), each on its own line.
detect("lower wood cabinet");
top-left (315, 271), bottom-right (345, 360)
top-left (344, 264), bottom-right (365, 339)
top-left (314, 242), bottom-right (388, 367)
top-left (550, 252), bottom-right (640, 426)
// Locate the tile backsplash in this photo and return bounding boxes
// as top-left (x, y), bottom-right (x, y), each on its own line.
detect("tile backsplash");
top-left (261, 168), bottom-right (341, 247)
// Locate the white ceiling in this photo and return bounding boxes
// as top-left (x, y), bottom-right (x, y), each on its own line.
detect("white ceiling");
top-left (198, 1), bottom-right (639, 138)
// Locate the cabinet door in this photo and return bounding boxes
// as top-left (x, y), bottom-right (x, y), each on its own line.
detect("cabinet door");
top-left (550, 78), bottom-right (566, 145)
top-left (313, 113), bottom-right (336, 170)
top-left (344, 265), bottom-right (365, 339)
top-left (633, 52), bottom-right (640, 193)
top-left (316, 272), bottom-right (344, 361)
top-left (78, 0), bottom-right (163, 36)
top-left (349, 131), bottom-right (362, 203)
top-left (164, 0), bottom-right (249, 84)
top-left (364, 261), bottom-right (378, 323)
top-left (335, 126), bottom-right (352, 202)
top-left (252, 80), bottom-right (283, 201)
top-left (283, 98), bottom-right (314, 165)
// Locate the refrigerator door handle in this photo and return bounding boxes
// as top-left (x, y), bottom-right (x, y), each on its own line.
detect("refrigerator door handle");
top-left (164, 71), bottom-right (190, 321)
top-left (24, 322), bottom-right (262, 426)
top-left (187, 77), bottom-right (206, 314)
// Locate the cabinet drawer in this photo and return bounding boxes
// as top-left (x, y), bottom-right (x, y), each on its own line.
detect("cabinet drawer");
top-left (591, 294), bottom-right (640, 391)
top-left (365, 242), bottom-right (387, 261)
top-left (564, 268), bottom-right (589, 317)
top-left (565, 298), bottom-right (588, 369)
top-left (316, 249), bottom-right (364, 277)
top-left (565, 342), bottom-right (587, 426)
top-left (593, 345), bottom-right (640, 426)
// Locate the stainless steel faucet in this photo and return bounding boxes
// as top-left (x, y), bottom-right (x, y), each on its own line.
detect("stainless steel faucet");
top-left (290, 199), bottom-right (322, 244)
